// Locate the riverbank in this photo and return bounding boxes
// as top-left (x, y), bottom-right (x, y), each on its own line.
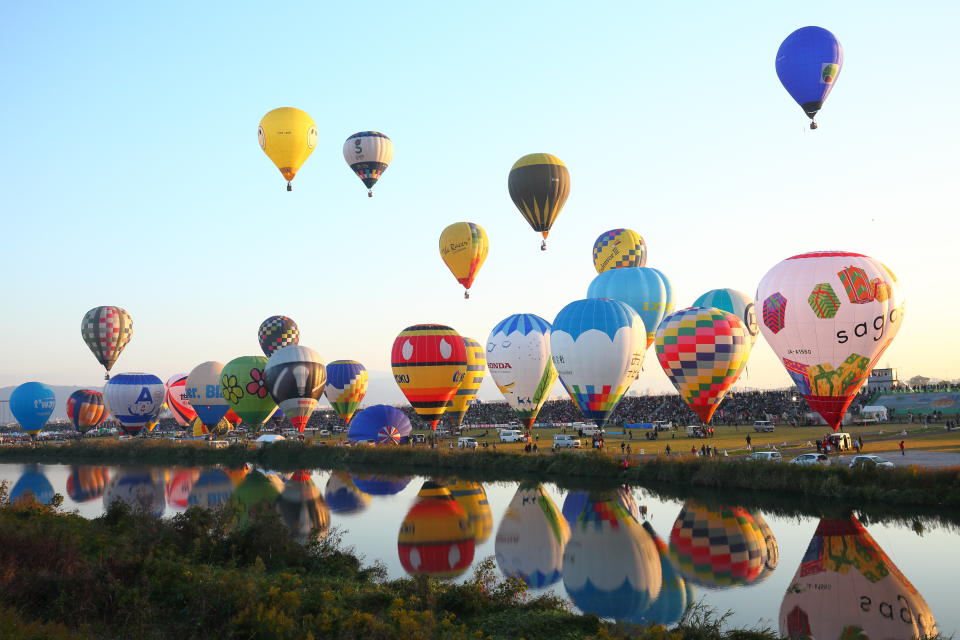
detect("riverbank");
top-left (2, 438), bottom-right (960, 512)
top-left (0, 490), bottom-right (777, 640)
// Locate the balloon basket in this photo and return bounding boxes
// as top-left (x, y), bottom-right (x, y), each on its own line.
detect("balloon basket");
top-left (368, 190), bottom-right (373, 198)
top-left (286, 182), bottom-right (292, 191)
top-left (464, 291), bottom-right (470, 299)
top-left (540, 240), bottom-right (547, 251)
top-left (810, 121), bottom-right (818, 130)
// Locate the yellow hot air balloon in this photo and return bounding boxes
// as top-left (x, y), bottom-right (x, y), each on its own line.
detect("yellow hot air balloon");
top-left (258, 107), bottom-right (318, 191)
top-left (439, 222), bottom-right (489, 299)
top-left (445, 337), bottom-right (486, 428)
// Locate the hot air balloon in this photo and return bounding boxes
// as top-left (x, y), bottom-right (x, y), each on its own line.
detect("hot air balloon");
top-left (166, 469), bottom-right (199, 510)
top-left (562, 487), bottom-right (641, 526)
top-left (187, 469), bottom-right (235, 509)
top-left (258, 107), bottom-right (318, 190)
top-left (587, 267), bottom-right (671, 348)
top-left (263, 345), bottom-right (326, 432)
top-left (66, 389), bottom-right (105, 434)
top-left (343, 131), bottom-right (393, 197)
top-left (593, 228), bottom-right (647, 273)
top-left (351, 475), bottom-right (411, 496)
top-left (230, 470), bottom-right (284, 527)
top-left (446, 337), bottom-right (485, 428)
top-left (348, 405), bottom-right (412, 444)
top-left (277, 470), bottom-right (330, 544)
top-left (563, 489), bottom-right (663, 620)
top-left (756, 251), bottom-right (904, 430)
top-left (692, 289), bottom-right (759, 346)
top-left (104, 468), bottom-right (166, 517)
top-left (224, 408), bottom-right (243, 428)
top-left (66, 466), bottom-right (110, 503)
top-left (398, 481), bottom-right (475, 579)
top-left (10, 465), bottom-right (55, 505)
top-left (439, 222), bottom-right (489, 298)
top-left (220, 356), bottom-right (278, 429)
top-left (668, 501), bottom-right (768, 588)
top-left (508, 153), bottom-right (570, 250)
top-left (495, 483), bottom-right (570, 588)
top-left (324, 472), bottom-right (371, 515)
top-left (752, 511), bottom-right (779, 584)
top-left (258, 315), bottom-right (300, 357)
top-left (10, 382), bottom-right (56, 436)
top-left (81, 306), bottom-right (133, 379)
top-left (103, 373), bottom-right (165, 436)
top-left (551, 299), bottom-right (646, 427)
top-left (186, 362), bottom-right (231, 430)
top-left (780, 516), bottom-right (937, 640)
top-left (637, 521), bottom-right (696, 627)
top-left (449, 481), bottom-right (493, 544)
top-left (391, 325), bottom-right (467, 430)
top-left (164, 373), bottom-right (197, 428)
top-left (655, 307), bottom-right (751, 424)
top-left (776, 27), bottom-right (843, 129)
top-left (486, 313), bottom-right (558, 429)
top-left (324, 360), bottom-right (368, 425)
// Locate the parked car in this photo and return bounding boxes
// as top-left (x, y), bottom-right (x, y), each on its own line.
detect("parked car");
top-left (652, 421), bottom-right (673, 431)
top-left (553, 434), bottom-right (581, 449)
top-left (411, 434), bottom-right (427, 444)
top-left (753, 420), bottom-right (775, 432)
top-left (746, 451), bottom-right (783, 462)
top-left (457, 437), bottom-right (478, 449)
top-left (499, 429), bottom-right (527, 443)
top-left (826, 432), bottom-right (854, 452)
top-left (318, 429), bottom-right (331, 437)
top-left (580, 425), bottom-right (603, 436)
top-left (685, 425), bottom-right (707, 438)
top-left (790, 453), bottom-right (829, 466)
top-left (849, 455), bottom-right (895, 470)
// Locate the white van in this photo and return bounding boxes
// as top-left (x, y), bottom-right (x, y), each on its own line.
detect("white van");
top-left (652, 421), bottom-right (673, 432)
top-left (753, 420), bottom-right (775, 432)
top-left (457, 437), bottom-right (478, 449)
top-left (499, 429), bottom-right (527, 443)
top-left (580, 425), bottom-right (603, 437)
top-left (553, 434), bottom-right (581, 449)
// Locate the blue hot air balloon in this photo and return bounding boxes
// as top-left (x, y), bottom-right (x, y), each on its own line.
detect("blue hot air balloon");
top-left (347, 404), bottom-right (412, 445)
top-left (10, 382), bottom-right (56, 435)
top-left (775, 26), bottom-right (843, 129)
top-left (11, 465), bottom-right (55, 504)
top-left (587, 267), bottom-right (670, 349)
top-left (351, 475), bottom-right (412, 496)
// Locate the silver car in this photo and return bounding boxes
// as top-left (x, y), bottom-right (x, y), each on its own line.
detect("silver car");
top-left (790, 453), bottom-right (830, 466)
top-left (849, 455), bottom-right (895, 470)
top-left (746, 451), bottom-right (783, 462)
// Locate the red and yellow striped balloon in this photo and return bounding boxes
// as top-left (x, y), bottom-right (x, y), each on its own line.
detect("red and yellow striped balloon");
top-left (391, 324), bottom-right (467, 430)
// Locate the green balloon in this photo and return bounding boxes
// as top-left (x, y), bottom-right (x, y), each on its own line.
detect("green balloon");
top-left (221, 356), bottom-right (277, 428)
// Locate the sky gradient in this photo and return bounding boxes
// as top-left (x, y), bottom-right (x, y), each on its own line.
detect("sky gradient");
top-left (1, 2), bottom-right (955, 403)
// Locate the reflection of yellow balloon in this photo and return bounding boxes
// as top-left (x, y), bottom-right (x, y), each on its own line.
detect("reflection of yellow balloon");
top-left (449, 481), bottom-right (493, 544)
top-left (258, 107), bottom-right (318, 191)
top-left (439, 222), bottom-right (489, 298)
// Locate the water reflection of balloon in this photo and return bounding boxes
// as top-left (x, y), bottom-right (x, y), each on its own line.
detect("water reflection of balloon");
top-left (66, 389), bottom-right (105, 433)
top-left (103, 374), bottom-right (165, 436)
top-left (104, 468), bottom-right (166, 517)
top-left (495, 483), bottom-right (569, 588)
top-left (166, 469), bottom-right (200, 509)
top-left (66, 466), bottom-right (110, 503)
top-left (752, 511), bottom-right (779, 584)
top-left (230, 470), bottom-right (284, 527)
top-left (10, 465), bottom-right (55, 505)
top-left (187, 469), bottom-right (235, 509)
top-left (351, 475), bottom-right (411, 496)
top-left (637, 521), bottom-right (695, 627)
top-left (449, 481), bottom-right (493, 544)
top-left (324, 472), bottom-right (370, 515)
top-left (779, 515), bottom-right (937, 639)
top-left (398, 481), bottom-right (475, 579)
top-left (277, 471), bottom-right (329, 544)
top-left (486, 313), bottom-right (558, 428)
top-left (563, 489), bottom-right (662, 620)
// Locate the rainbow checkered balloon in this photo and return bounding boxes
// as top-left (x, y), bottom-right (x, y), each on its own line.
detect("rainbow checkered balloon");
top-left (654, 307), bottom-right (750, 423)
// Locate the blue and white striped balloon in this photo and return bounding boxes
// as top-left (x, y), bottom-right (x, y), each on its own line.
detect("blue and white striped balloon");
top-left (103, 373), bottom-right (164, 436)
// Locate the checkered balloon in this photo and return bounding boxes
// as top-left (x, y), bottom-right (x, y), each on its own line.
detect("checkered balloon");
top-left (654, 307), bottom-right (750, 423)
top-left (81, 306), bottom-right (133, 376)
top-left (258, 315), bottom-right (300, 357)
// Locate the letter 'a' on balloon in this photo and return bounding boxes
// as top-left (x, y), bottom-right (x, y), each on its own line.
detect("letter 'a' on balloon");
top-left (258, 107), bottom-right (318, 190)
top-left (508, 153), bottom-right (570, 251)
top-left (81, 306), bottom-right (133, 380)
top-left (756, 251), bottom-right (904, 431)
top-left (343, 131), bottom-right (393, 197)
top-left (439, 222), bottom-right (489, 299)
top-left (775, 26), bottom-right (843, 130)
top-left (391, 324), bottom-right (467, 431)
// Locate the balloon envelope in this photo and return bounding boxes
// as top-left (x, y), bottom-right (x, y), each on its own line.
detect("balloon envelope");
top-left (587, 267), bottom-right (670, 348)
top-left (66, 466), bottom-right (110, 503)
top-left (10, 382), bottom-right (56, 434)
top-left (324, 472), bottom-right (371, 515)
top-left (348, 404), bottom-right (412, 444)
top-left (258, 107), bottom-right (317, 188)
top-left (186, 361), bottom-right (230, 427)
top-left (449, 481), bottom-right (493, 544)
top-left (692, 288), bottom-right (759, 346)
top-left (756, 251), bottom-right (904, 430)
top-left (655, 307), bottom-right (751, 423)
top-left (486, 313), bottom-right (558, 428)
top-left (593, 228), bottom-right (647, 273)
top-left (351, 475), bottom-right (411, 496)
top-left (258, 316), bottom-right (300, 357)
top-left (103, 373), bottom-right (165, 435)
top-left (550, 299), bottom-right (646, 426)
top-left (277, 470), bottom-right (329, 544)
top-left (66, 389), bottom-right (106, 433)
top-left (508, 153), bottom-right (570, 246)
top-left (495, 483), bottom-right (569, 588)
top-left (187, 469), bottom-right (235, 509)
top-left (11, 466), bottom-right (55, 505)
top-left (398, 482), bottom-right (475, 579)
top-left (446, 337), bottom-right (485, 428)
top-left (81, 306), bottom-right (133, 375)
top-left (439, 222), bottom-right (489, 295)
top-left (165, 374), bottom-right (197, 427)
top-left (391, 325), bottom-right (467, 429)
top-left (104, 468), bottom-right (166, 517)
top-left (264, 345), bottom-right (326, 432)
top-left (324, 360), bottom-right (368, 425)
top-left (776, 26), bottom-right (843, 122)
top-left (220, 356), bottom-right (278, 428)
top-left (343, 131), bottom-right (393, 194)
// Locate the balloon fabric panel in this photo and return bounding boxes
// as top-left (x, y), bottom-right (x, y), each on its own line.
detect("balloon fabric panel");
top-left (446, 337), bottom-right (486, 428)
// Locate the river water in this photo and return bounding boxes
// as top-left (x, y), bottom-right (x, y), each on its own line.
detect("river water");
top-left (0, 462), bottom-right (951, 637)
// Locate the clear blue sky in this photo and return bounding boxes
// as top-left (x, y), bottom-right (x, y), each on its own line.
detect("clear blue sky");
top-left (1, 1), bottom-right (956, 400)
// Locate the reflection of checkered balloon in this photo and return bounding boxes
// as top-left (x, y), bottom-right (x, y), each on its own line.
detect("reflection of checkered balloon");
top-left (655, 307), bottom-right (750, 423)
top-left (258, 316), bottom-right (300, 357)
top-left (669, 502), bottom-right (765, 588)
